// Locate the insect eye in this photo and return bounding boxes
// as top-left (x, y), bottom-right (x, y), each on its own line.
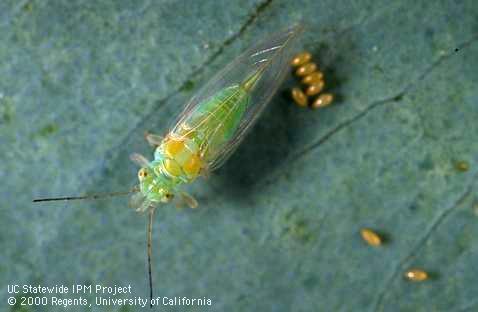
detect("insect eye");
top-left (138, 169), bottom-right (148, 179)
top-left (165, 193), bottom-right (173, 199)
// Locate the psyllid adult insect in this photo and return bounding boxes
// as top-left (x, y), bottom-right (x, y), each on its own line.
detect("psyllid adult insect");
top-left (34, 24), bottom-right (303, 307)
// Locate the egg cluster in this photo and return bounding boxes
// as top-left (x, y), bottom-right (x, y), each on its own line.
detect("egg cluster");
top-left (290, 52), bottom-right (334, 109)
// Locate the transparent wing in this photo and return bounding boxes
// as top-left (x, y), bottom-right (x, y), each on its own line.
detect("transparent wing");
top-left (169, 24), bottom-right (303, 171)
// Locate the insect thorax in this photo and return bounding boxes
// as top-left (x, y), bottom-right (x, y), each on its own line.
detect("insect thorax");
top-left (153, 135), bottom-right (203, 183)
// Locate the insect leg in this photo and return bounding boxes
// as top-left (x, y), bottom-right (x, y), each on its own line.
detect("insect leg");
top-left (130, 153), bottom-right (150, 167)
top-left (147, 207), bottom-right (155, 308)
top-left (144, 131), bottom-right (164, 146)
top-left (180, 192), bottom-right (198, 209)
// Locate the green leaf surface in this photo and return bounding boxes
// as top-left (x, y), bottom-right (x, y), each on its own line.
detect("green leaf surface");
top-left (1, 0), bottom-right (477, 311)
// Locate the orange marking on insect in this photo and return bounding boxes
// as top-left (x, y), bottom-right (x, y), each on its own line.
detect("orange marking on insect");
top-left (164, 138), bottom-right (185, 158)
top-left (183, 154), bottom-right (202, 176)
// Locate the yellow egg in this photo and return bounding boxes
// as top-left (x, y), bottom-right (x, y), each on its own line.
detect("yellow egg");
top-left (311, 93), bottom-right (334, 109)
top-left (404, 269), bottom-right (428, 282)
top-left (291, 87), bottom-right (308, 107)
top-left (360, 228), bottom-right (382, 246)
top-left (295, 63), bottom-right (317, 77)
top-left (291, 52), bottom-right (312, 67)
top-left (305, 80), bottom-right (325, 96)
top-left (302, 71), bottom-right (324, 85)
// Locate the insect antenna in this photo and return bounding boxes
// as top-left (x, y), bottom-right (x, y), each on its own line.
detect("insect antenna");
top-left (32, 188), bottom-right (139, 203)
top-left (147, 207), bottom-right (156, 308)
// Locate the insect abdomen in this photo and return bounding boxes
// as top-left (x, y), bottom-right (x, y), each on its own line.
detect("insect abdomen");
top-left (157, 85), bottom-right (250, 181)
top-left (192, 85), bottom-right (250, 147)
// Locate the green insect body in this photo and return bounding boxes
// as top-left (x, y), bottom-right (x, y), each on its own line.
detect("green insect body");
top-left (129, 24), bottom-right (302, 211)
top-left (135, 73), bottom-right (263, 208)
top-left (34, 25), bottom-right (303, 306)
